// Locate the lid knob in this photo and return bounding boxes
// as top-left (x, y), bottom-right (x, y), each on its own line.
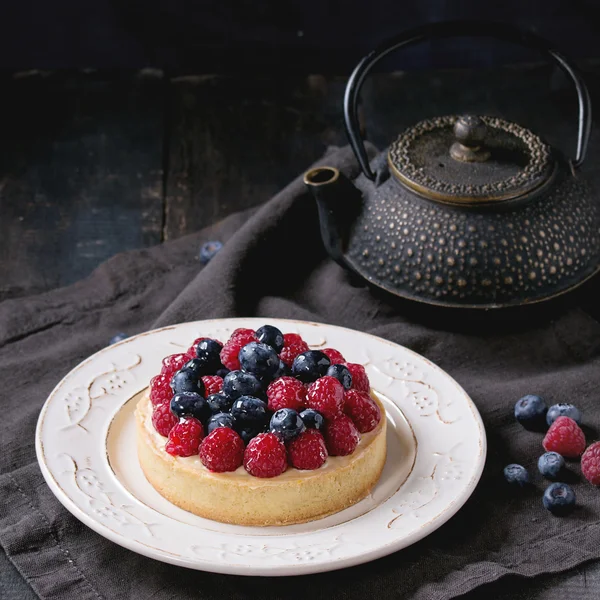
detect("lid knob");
top-left (450, 115), bottom-right (491, 163)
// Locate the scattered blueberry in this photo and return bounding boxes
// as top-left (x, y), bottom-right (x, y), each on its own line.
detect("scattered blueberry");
top-left (543, 482), bottom-right (576, 515)
top-left (546, 403), bottom-right (582, 427)
top-left (170, 392), bottom-right (211, 422)
top-left (292, 351), bottom-right (331, 383)
top-left (514, 394), bottom-right (547, 430)
top-left (270, 408), bottom-right (306, 442)
top-left (503, 464), bottom-right (530, 486)
top-left (239, 342), bottom-right (280, 379)
top-left (193, 339), bottom-right (224, 374)
top-left (216, 367), bottom-right (230, 379)
top-left (223, 370), bottom-right (265, 400)
top-left (538, 452), bottom-right (565, 479)
top-left (170, 368), bottom-right (205, 396)
top-left (231, 396), bottom-right (268, 426)
top-left (199, 240), bottom-right (223, 264)
top-left (299, 408), bottom-right (325, 431)
top-left (326, 364), bottom-right (353, 390)
top-left (207, 392), bottom-right (234, 414)
top-left (206, 412), bottom-right (235, 434)
top-left (256, 325), bottom-right (285, 353)
top-left (109, 332), bottom-right (128, 345)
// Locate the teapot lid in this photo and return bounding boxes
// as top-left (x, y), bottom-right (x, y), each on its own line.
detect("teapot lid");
top-left (388, 115), bottom-right (554, 205)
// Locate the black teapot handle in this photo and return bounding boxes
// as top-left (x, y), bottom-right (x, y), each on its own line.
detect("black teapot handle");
top-left (344, 21), bottom-right (592, 180)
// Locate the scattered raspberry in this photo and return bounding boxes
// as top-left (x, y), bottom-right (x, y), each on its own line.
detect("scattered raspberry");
top-left (543, 416), bottom-right (586, 458)
top-left (581, 442), bottom-right (600, 485)
top-left (149, 374), bottom-right (173, 406)
top-left (202, 375), bottom-right (224, 396)
top-left (279, 333), bottom-right (310, 367)
top-left (151, 402), bottom-right (179, 437)
top-left (325, 414), bottom-right (360, 456)
top-left (199, 427), bottom-right (245, 472)
top-left (186, 337), bottom-right (223, 358)
top-left (346, 363), bottom-right (370, 393)
top-left (344, 389), bottom-right (381, 433)
top-left (220, 328), bottom-right (257, 370)
top-left (306, 376), bottom-right (344, 419)
top-left (165, 418), bottom-right (204, 457)
top-left (267, 376), bottom-right (307, 411)
top-left (288, 429), bottom-right (328, 470)
top-left (243, 433), bottom-right (288, 478)
top-left (161, 353), bottom-right (189, 379)
top-left (322, 348), bottom-right (346, 365)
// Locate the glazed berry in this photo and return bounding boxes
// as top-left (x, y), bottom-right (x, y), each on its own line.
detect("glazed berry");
top-left (306, 376), bottom-right (344, 419)
top-left (269, 408), bottom-right (306, 442)
top-left (236, 426), bottom-right (263, 445)
top-left (182, 358), bottom-right (203, 376)
top-left (343, 389), bottom-right (381, 433)
top-left (199, 240), bottom-right (223, 264)
top-left (299, 408), bottom-right (325, 431)
top-left (149, 374), bottom-right (173, 406)
top-left (546, 403), bottom-right (582, 426)
top-left (266, 376), bottom-right (307, 412)
top-left (220, 328), bottom-right (257, 371)
top-left (279, 333), bottom-right (309, 367)
top-left (109, 332), bottom-right (128, 345)
top-left (325, 414), bottom-right (360, 456)
top-left (170, 368), bottom-right (205, 396)
top-left (243, 432), bottom-right (288, 478)
top-left (216, 367), bottom-right (230, 379)
top-left (206, 412), bottom-right (235, 435)
top-left (292, 351), bottom-right (331, 383)
top-left (543, 416), bottom-right (586, 458)
top-left (239, 342), bottom-right (280, 379)
top-left (152, 402), bottom-right (179, 437)
top-left (514, 394), bottom-right (547, 429)
top-left (543, 482), bottom-right (576, 515)
top-left (202, 375), bottom-right (224, 396)
top-left (288, 429), bottom-right (328, 470)
top-left (165, 418), bottom-right (204, 457)
top-left (231, 396), bottom-right (268, 426)
top-left (222, 370), bottom-right (265, 400)
top-left (199, 427), bottom-right (245, 472)
top-left (188, 338), bottom-right (223, 373)
top-left (503, 464), bottom-right (530, 486)
top-left (581, 441), bottom-right (600, 485)
top-left (161, 353), bottom-right (190, 379)
top-left (322, 347), bottom-right (346, 365)
top-left (327, 364), bottom-right (352, 390)
top-left (256, 324), bottom-right (284, 353)
top-left (538, 452), bottom-right (565, 479)
top-left (170, 392), bottom-right (211, 422)
top-left (207, 392), bottom-right (234, 414)
top-left (346, 363), bottom-right (370, 393)
top-left (273, 360), bottom-right (292, 379)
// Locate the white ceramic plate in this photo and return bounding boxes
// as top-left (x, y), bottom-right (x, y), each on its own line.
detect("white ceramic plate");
top-left (36, 318), bottom-right (486, 576)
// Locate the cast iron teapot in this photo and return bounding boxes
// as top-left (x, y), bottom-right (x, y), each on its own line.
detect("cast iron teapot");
top-left (304, 22), bottom-right (598, 309)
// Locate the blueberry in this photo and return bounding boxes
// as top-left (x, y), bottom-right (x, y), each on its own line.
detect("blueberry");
top-left (326, 364), bottom-right (352, 390)
top-left (109, 332), bottom-right (128, 345)
top-left (546, 403), bottom-right (582, 426)
top-left (216, 367), bottom-right (230, 379)
top-left (543, 482), bottom-right (576, 515)
top-left (236, 426), bottom-right (263, 445)
top-left (223, 370), bottom-right (265, 400)
top-left (273, 360), bottom-right (291, 379)
top-left (292, 351), bottom-right (331, 383)
top-left (514, 394), bottom-right (547, 430)
top-left (170, 392), bottom-right (211, 422)
top-left (206, 412), bottom-right (235, 434)
top-left (183, 358), bottom-right (203, 376)
top-left (256, 325), bottom-right (284, 353)
top-left (538, 452), bottom-right (565, 479)
top-left (199, 240), bottom-right (223, 264)
top-left (231, 396), bottom-right (268, 426)
top-left (170, 368), bottom-right (205, 396)
top-left (239, 342), bottom-right (280, 379)
top-left (503, 464), bottom-right (530, 486)
top-left (207, 392), bottom-right (234, 414)
top-left (299, 408), bottom-right (325, 431)
top-left (270, 408), bottom-right (306, 442)
top-left (193, 339), bottom-right (224, 374)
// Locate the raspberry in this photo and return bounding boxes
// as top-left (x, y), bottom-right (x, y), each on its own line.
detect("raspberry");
top-left (186, 337), bottom-right (223, 359)
top-left (243, 433), bottom-right (288, 478)
top-left (151, 402), bottom-right (179, 437)
top-left (306, 376), bottom-right (344, 419)
top-left (161, 353), bottom-right (189, 379)
top-left (581, 442), bottom-right (600, 485)
top-left (543, 416), bottom-right (586, 458)
top-left (220, 328), bottom-right (257, 370)
top-left (344, 389), bottom-right (381, 433)
top-left (149, 374), bottom-right (173, 406)
top-left (202, 375), bottom-right (223, 396)
top-left (325, 414), bottom-right (360, 456)
top-left (199, 427), bottom-right (245, 472)
top-left (266, 376), bottom-right (307, 411)
top-left (288, 429), bottom-right (328, 470)
top-left (346, 363), bottom-right (370, 393)
top-left (165, 418), bottom-right (204, 457)
top-left (322, 348), bottom-right (346, 365)
top-left (279, 333), bottom-right (309, 367)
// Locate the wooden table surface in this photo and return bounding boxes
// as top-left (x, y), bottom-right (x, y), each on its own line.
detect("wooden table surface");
top-left (1, 63), bottom-right (599, 598)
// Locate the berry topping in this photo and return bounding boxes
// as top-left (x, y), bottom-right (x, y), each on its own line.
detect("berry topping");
top-left (161, 353), bottom-right (190, 379)
top-left (199, 427), bottom-right (245, 472)
top-left (170, 368), bottom-right (205, 396)
top-left (322, 347), bottom-right (346, 365)
top-left (288, 429), bottom-right (328, 470)
top-left (149, 374), bottom-right (173, 406)
top-left (581, 442), bottom-right (600, 485)
top-left (266, 376), bottom-right (307, 412)
top-left (199, 240), bottom-right (223, 264)
top-left (538, 452), bottom-right (565, 479)
top-left (292, 350), bottom-right (331, 383)
top-left (325, 414), bottom-right (360, 456)
top-left (542, 482), bottom-right (576, 515)
top-left (206, 412), bottom-right (235, 435)
top-left (202, 375), bottom-right (224, 396)
top-left (279, 333), bottom-right (309, 367)
top-left (269, 408), bottom-right (306, 442)
top-left (299, 408), bottom-right (325, 431)
top-left (343, 389), bottom-right (381, 433)
top-left (543, 416), bottom-right (586, 458)
top-left (514, 394), bottom-right (547, 430)
top-left (306, 376), bottom-right (344, 419)
top-left (327, 364), bottom-right (353, 390)
top-left (207, 392), bottom-right (234, 414)
top-left (255, 324), bottom-right (285, 353)
top-left (222, 370), bottom-right (265, 400)
top-left (243, 433), bottom-right (288, 478)
top-left (503, 464), bottom-right (530, 486)
top-left (546, 403), bottom-right (582, 426)
top-left (239, 342), bottom-right (280, 379)
top-left (216, 367), bottom-right (230, 379)
top-left (187, 338), bottom-right (224, 372)
top-left (220, 328), bottom-right (257, 370)
top-left (152, 402), bottom-right (179, 437)
top-left (170, 392), bottom-right (211, 422)
top-left (231, 396), bottom-right (268, 427)
top-left (165, 418), bottom-right (204, 457)
top-left (346, 363), bottom-right (370, 393)
top-left (236, 425), bottom-right (265, 445)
